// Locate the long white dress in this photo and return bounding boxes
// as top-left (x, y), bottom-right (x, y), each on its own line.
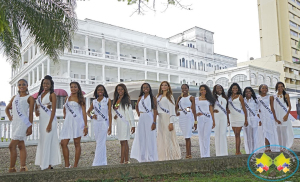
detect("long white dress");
top-left (228, 96), bottom-right (245, 127)
top-left (214, 95), bottom-right (228, 156)
top-left (157, 96), bottom-right (181, 161)
top-left (60, 99), bottom-right (85, 140)
top-left (35, 92), bottom-right (61, 170)
top-left (195, 98), bottom-right (212, 158)
top-left (273, 94), bottom-right (294, 148)
top-left (112, 104), bottom-right (135, 141)
top-left (178, 95), bottom-right (194, 139)
top-left (258, 95), bottom-right (279, 147)
top-left (11, 95), bottom-right (30, 141)
top-left (243, 98), bottom-right (264, 154)
top-left (131, 95), bottom-right (158, 162)
top-left (92, 97), bottom-right (109, 166)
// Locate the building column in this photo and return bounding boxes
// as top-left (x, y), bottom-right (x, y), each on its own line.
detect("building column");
top-left (85, 35), bottom-right (89, 55)
top-left (32, 69), bottom-right (35, 85)
top-left (85, 62), bottom-right (89, 84)
top-left (167, 53), bottom-right (170, 69)
top-left (41, 62), bottom-right (45, 78)
top-left (28, 47), bottom-right (31, 62)
top-left (47, 59), bottom-right (50, 75)
top-left (37, 66), bottom-right (39, 82)
top-left (117, 67), bottom-right (120, 82)
top-left (11, 86), bottom-right (14, 97)
top-left (102, 65), bottom-right (106, 84)
top-left (21, 56), bottom-right (24, 68)
top-left (67, 60), bottom-right (71, 79)
top-left (102, 38), bottom-right (105, 58)
top-left (156, 50), bottom-right (159, 67)
top-left (168, 74), bottom-right (170, 82)
top-left (117, 42), bottom-right (120, 61)
top-left (28, 73), bottom-right (31, 86)
top-left (11, 67), bottom-right (13, 79)
top-left (32, 45), bottom-right (36, 58)
top-left (145, 71), bottom-right (147, 80)
top-left (157, 72), bottom-right (159, 81)
top-left (144, 48), bottom-right (147, 65)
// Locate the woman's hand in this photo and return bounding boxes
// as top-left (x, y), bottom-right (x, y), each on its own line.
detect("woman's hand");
top-left (107, 127), bottom-right (112, 135)
top-left (83, 128), bottom-right (88, 136)
top-left (26, 126), bottom-right (32, 136)
top-left (244, 119), bottom-right (248, 127)
top-left (168, 123), bottom-right (174, 131)
top-left (176, 112), bottom-right (180, 116)
top-left (114, 115), bottom-right (118, 120)
top-left (151, 123), bottom-right (156, 130)
top-left (46, 123), bottom-right (52, 133)
top-left (212, 122), bottom-right (215, 129)
top-left (259, 121), bottom-right (262, 126)
top-left (196, 112), bottom-right (203, 116)
top-left (194, 124), bottom-right (197, 130)
top-left (227, 121), bottom-right (230, 126)
top-left (8, 115), bottom-right (13, 121)
top-left (276, 119), bottom-right (282, 125)
top-left (131, 127), bottom-right (135, 134)
top-left (283, 115), bottom-right (288, 122)
top-left (35, 110), bottom-right (40, 117)
top-left (92, 115), bottom-right (97, 120)
top-left (213, 109), bottom-right (219, 113)
top-left (63, 115), bottom-right (66, 119)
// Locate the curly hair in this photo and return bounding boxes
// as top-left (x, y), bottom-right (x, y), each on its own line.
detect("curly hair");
top-left (113, 83), bottom-right (131, 110)
top-left (70, 82), bottom-right (85, 106)
top-left (227, 83), bottom-right (242, 99)
top-left (199, 84), bottom-right (216, 106)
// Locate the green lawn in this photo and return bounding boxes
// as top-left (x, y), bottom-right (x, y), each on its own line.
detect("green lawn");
top-left (76, 167), bottom-right (300, 182)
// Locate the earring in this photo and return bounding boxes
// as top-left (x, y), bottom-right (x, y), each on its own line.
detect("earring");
top-left (167, 89), bottom-right (169, 92)
top-left (188, 92), bottom-right (190, 96)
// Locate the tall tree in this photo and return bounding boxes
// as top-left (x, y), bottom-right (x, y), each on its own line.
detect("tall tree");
top-left (0, 0), bottom-right (77, 68)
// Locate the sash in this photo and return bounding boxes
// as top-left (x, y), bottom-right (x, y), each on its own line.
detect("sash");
top-left (141, 95), bottom-right (154, 120)
top-left (14, 94), bottom-right (32, 127)
top-left (257, 97), bottom-right (274, 119)
top-left (179, 99), bottom-right (188, 115)
top-left (114, 108), bottom-right (129, 126)
top-left (244, 99), bottom-right (260, 122)
top-left (93, 98), bottom-right (109, 125)
top-left (274, 95), bottom-right (296, 121)
top-left (215, 100), bottom-right (227, 115)
top-left (65, 97), bottom-right (84, 129)
top-left (228, 97), bottom-right (244, 114)
top-left (197, 105), bottom-right (211, 118)
top-left (157, 95), bottom-right (170, 114)
top-left (37, 93), bottom-right (56, 121)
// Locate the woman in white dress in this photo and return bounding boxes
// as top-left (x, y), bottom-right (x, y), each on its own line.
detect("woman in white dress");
top-left (175, 84), bottom-right (196, 159)
top-left (5, 79), bottom-right (34, 172)
top-left (112, 83), bottom-right (135, 164)
top-left (87, 84), bottom-right (112, 166)
top-left (212, 84), bottom-right (229, 156)
top-left (195, 84), bottom-right (216, 158)
top-left (60, 82), bottom-right (88, 168)
top-left (156, 81), bottom-right (181, 161)
top-left (227, 83), bottom-right (248, 155)
top-left (242, 87), bottom-right (263, 154)
top-left (131, 83), bottom-right (158, 162)
top-left (35, 75), bottom-right (61, 170)
top-left (258, 84), bottom-right (279, 152)
top-left (272, 82), bottom-right (294, 149)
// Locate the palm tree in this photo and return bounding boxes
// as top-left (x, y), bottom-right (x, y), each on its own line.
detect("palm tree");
top-left (0, 0), bottom-right (77, 68)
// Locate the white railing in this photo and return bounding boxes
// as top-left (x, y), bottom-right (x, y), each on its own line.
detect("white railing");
top-left (0, 118), bottom-right (183, 144)
top-left (89, 51), bottom-right (103, 57)
top-left (73, 48), bottom-right (86, 55)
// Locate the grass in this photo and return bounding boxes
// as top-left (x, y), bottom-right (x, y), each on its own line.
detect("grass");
top-left (76, 167), bottom-right (300, 182)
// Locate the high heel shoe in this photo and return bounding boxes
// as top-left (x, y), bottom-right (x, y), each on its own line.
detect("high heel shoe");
top-left (20, 166), bottom-right (28, 172)
top-left (8, 167), bottom-right (16, 173)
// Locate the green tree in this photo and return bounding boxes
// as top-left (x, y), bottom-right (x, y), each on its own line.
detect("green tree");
top-left (0, 0), bottom-right (77, 68)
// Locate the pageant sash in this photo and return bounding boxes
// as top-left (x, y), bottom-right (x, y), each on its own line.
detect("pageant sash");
top-left (228, 97), bottom-right (244, 114)
top-left (179, 100), bottom-right (188, 115)
top-left (257, 97), bottom-right (274, 119)
top-left (244, 100), bottom-right (260, 122)
top-left (93, 98), bottom-right (108, 125)
top-left (274, 95), bottom-right (296, 121)
top-left (215, 100), bottom-right (227, 115)
top-left (114, 108), bottom-right (129, 126)
top-left (37, 94), bottom-right (56, 121)
top-left (157, 95), bottom-right (170, 114)
top-left (65, 97), bottom-right (84, 129)
top-left (14, 94), bottom-right (32, 127)
top-left (197, 104), bottom-right (211, 118)
top-left (141, 95), bottom-right (154, 120)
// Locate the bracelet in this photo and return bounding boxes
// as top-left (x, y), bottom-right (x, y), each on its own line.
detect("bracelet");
top-left (90, 115), bottom-right (93, 119)
top-left (153, 122), bottom-right (157, 125)
top-left (194, 121), bottom-right (198, 124)
top-left (84, 125), bottom-right (88, 129)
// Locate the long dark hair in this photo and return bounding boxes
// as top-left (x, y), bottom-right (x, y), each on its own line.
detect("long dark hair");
top-left (258, 84), bottom-right (268, 95)
top-left (275, 82), bottom-right (288, 106)
top-left (113, 83), bottom-right (131, 110)
top-left (243, 87), bottom-right (257, 103)
top-left (199, 84), bottom-right (216, 106)
top-left (38, 75), bottom-right (54, 96)
top-left (157, 81), bottom-right (174, 104)
top-left (70, 82), bottom-right (85, 106)
top-left (139, 83), bottom-right (155, 110)
top-left (227, 83), bottom-right (242, 99)
top-left (212, 84), bottom-right (227, 101)
top-left (93, 84), bottom-right (108, 98)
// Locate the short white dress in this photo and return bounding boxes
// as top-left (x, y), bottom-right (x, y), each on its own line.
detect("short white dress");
top-left (11, 95), bottom-right (30, 141)
top-left (178, 95), bottom-right (194, 139)
top-left (131, 95), bottom-right (158, 162)
top-left (60, 98), bottom-right (85, 140)
top-left (228, 96), bottom-right (245, 127)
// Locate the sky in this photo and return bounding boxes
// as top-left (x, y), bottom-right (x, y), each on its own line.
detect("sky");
top-left (0, 0), bottom-right (261, 103)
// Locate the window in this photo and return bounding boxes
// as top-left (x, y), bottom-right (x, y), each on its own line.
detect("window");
top-left (215, 77), bottom-right (229, 87)
top-left (251, 73), bottom-right (256, 85)
top-left (272, 78), bottom-right (278, 87)
top-left (206, 80), bottom-right (213, 88)
top-left (231, 74), bottom-right (247, 82)
top-left (257, 75), bottom-right (264, 86)
top-left (182, 58), bottom-right (185, 67)
top-left (290, 30), bottom-right (298, 37)
top-left (290, 21), bottom-right (297, 28)
top-left (293, 57), bottom-right (300, 63)
top-left (200, 61), bottom-right (203, 71)
top-left (297, 0), bottom-right (300, 6)
top-left (293, 48), bottom-right (298, 54)
top-left (179, 59), bottom-right (181, 66)
top-left (208, 63), bottom-right (211, 67)
top-left (265, 76), bottom-right (271, 87)
top-left (56, 96), bottom-right (66, 109)
top-left (193, 45), bottom-right (195, 48)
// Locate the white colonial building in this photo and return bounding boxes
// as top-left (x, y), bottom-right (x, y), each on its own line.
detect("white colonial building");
top-left (9, 18), bottom-right (283, 116)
